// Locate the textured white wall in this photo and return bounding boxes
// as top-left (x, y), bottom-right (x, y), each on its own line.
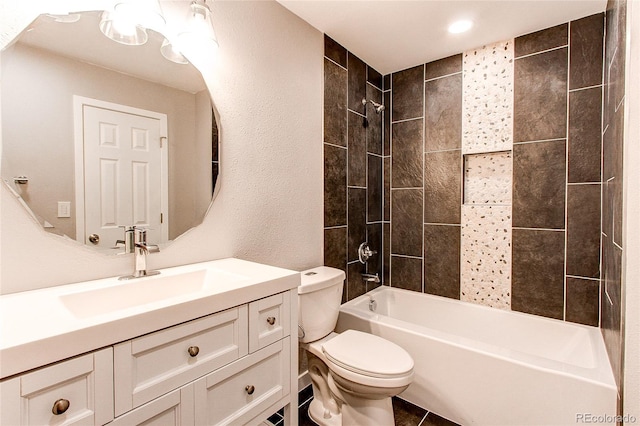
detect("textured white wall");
top-left (0, 0), bottom-right (324, 294)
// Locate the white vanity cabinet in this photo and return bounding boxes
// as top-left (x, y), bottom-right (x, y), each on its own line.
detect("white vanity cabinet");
top-left (0, 348), bottom-right (114, 425)
top-left (111, 293), bottom-right (294, 425)
top-left (0, 259), bottom-right (300, 426)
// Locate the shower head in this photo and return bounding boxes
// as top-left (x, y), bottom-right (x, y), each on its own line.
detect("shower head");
top-left (361, 98), bottom-right (386, 114)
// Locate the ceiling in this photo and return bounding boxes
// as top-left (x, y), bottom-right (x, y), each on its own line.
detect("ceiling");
top-left (277, 0), bottom-right (606, 75)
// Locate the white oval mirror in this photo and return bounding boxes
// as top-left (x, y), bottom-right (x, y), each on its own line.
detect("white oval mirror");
top-left (1, 10), bottom-right (219, 253)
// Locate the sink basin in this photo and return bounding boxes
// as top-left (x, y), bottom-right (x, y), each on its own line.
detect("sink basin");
top-left (59, 268), bottom-right (245, 318)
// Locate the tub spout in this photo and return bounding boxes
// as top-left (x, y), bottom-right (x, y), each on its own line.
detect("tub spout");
top-left (361, 273), bottom-right (380, 283)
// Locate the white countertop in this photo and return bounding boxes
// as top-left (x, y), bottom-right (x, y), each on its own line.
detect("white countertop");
top-left (0, 258), bottom-right (300, 379)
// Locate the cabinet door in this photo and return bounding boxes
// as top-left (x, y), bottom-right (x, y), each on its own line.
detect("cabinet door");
top-left (111, 385), bottom-right (194, 426)
top-left (114, 305), bottom-right (248, 415)
top-left (194, 337), bottom-right (290, 425)
top-left (249, 292), bottom-right (290, 352)
top-left (0, 348), bottom-right (113, 426)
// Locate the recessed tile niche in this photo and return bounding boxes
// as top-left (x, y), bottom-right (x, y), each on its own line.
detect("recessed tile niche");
top-left (463, 151), bottom-right (512, 205)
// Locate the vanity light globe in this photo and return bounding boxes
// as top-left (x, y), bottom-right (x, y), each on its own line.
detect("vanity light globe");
top-left (99, 10), bottom-right (148, 45)
top-left (176, 0), bottom-right (219, 60)
top-left (160, 38), bottom-right (189, 64)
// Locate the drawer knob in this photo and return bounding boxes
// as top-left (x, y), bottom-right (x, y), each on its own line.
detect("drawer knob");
top-left (187, 346), bottom-right (200, 357)
top-left (52, 398), bottom-right (70, 415)
top-left (245, 385), bottom-right (255, 395)
top-left (266, 316), bottom-right (276, 326)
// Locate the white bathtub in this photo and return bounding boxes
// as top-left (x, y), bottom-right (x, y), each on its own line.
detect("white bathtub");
top-left (336, 286), bottom-right (617, 426)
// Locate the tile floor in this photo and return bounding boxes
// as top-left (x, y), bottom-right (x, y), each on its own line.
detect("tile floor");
top-left (267, 386), bottom-right (459, 426)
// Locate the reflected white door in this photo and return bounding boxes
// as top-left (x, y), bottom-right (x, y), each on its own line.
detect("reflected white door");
top-left (80, 102), bottom-right (167, 249)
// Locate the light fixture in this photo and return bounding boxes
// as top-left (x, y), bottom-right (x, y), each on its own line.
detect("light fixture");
top-left (99, 0), bottom-right (166, 46)
top-left (161, 38), bottom-right (189, 64)
top-left (448, 19), bottom-right (473, 34)
top-left (175, 0), bottom-right (219, 58)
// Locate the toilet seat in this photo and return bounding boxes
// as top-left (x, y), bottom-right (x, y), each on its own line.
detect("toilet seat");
top-left (321, 330), bottom-right (414, 388)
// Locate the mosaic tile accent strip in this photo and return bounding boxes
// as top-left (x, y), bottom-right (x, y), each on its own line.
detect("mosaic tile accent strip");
top-left (461, 205), bottom-right (512, 309)
top-left (462, 40), bottom-right (514, 154)
top-left (464, 151), bottom-right (512, 205)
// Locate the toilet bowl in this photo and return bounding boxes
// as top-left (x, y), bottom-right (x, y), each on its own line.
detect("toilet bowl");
top-left (298, 267), bottom-right (414, 426)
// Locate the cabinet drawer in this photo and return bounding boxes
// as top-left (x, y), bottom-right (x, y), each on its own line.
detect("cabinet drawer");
top-left (249, 292), bottom-right (290, 352)
top-left (114, 305), bottom-right (248, 416)
top-left (195, 337), bottom-right (290, 425)
top-left (0, 348), bottom-right (113, 426)
top-left (111, 385), bottom-right (194, 426)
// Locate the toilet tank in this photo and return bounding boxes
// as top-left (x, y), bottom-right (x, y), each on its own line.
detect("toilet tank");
top-left (298, 266), bottom-right (345, 343)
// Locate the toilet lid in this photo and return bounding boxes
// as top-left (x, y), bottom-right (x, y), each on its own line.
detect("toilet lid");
top-left (322, 330), bottom-right (414, 378)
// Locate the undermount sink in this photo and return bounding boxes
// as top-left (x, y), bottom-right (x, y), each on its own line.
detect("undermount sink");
top-left (59, 268), bottom-right (245, 318)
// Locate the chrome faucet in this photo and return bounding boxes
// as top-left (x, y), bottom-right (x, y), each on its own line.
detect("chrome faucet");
top-left (119, 227), bottom-right (160, 280)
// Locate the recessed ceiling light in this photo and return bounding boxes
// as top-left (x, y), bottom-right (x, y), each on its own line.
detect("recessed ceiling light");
top-left (448, 20), bottom-right (473, 34)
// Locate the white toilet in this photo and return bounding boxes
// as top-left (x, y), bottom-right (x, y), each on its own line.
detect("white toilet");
top-left (298, 266), bottom-right (414, 426)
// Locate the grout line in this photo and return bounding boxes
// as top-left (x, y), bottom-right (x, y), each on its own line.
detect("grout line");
top-left (367, 151), bottom-right (384, 158)
top-left (569, 83), bottom-right (603, 93)
top-left (391, 187), bottom-right (423, 190)
top-left (513, 138), bottom-right (565, 145)
top-left (567, 274), bottom-right (601, 282)
top-left (613, 240), bottom-right (623, 250)
top-left (391, 116), bottom-right (423, 124)
top-left (348, 108), bottom-right (366, 119)
top-left (366, 80), bottom-right (382, 92)
top-left (298, 396), bottom-right (314, 408)
top-left (567, 182), bottom-right (601, 185)
top-left (391, 253), bottom-right (423, 260)
top-left (324, 225), bottom-right (347, 230)
top-left (422, 64), bottom-right (426, 294)
top-left (425, 147), bottom-right (462, 154)
top-left (513, 227), bottom-right (565, 232)
top-left (424, 222), bottom-right (461, 226)
top-left (324, 55), bottom-right (347, 71)
top-left (324, 141), bottom-right (347, 150)
top-left (348, 185), bottom-right (367, 190)
top-left (418, 411), bottom-right (430, 426)
top-left (563, 23), bottom-right (571, 322)
top-left (514, 44), bottom-right (568, 60)
top-left (614, 93), bottom-right (625, 113)
top-left (425, 70), bottom-right (462, 83)
top-left (345, 65), bottom-right (350, 301)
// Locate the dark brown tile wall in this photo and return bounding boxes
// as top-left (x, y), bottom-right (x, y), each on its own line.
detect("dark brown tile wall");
top-left (347, 112), bottom-right (367, 187)
top-left (391, 189), bottom-right (423, 257)
top-left (569, 87), bottom-right (603, 183)
top-left (324, 15), bottom-right (607, 326)
top-left (569, 14), bottom-right (604, 90)
top-left (324, 59), bottom-right (347, 148)
top-left (424, 225), bottom-right (460, 298)
top-left (566, 184), bottom-right (601, 278)
top-left (390, 255), bottom-right (422, 292)
top-left (348, 53), bottom-right (366, 115)
top-left (513, 47), bottom-right (568, 143)
top-left (424, 150), bottom-right (461, 224)
top-left (512, 139), bottom-right (566, 229)
top-left (392, 119), bottom-right (423, 188)
top-left (424, 74), bottom-right (462, 152)
top-left (566, 277), bottom-right (600, 326)
top-left (512, 229), bottom-right (566, 319)
top-left (323, 35), bottom-right (385, 302)
top-left (514, 23), bottom-right (568, 58)
top-left (392, 65), bottom-right (424, 121)
top-left (601, 0), bottom-right (626, 401)
top-left (425, 54), bottom-right (462, 80)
